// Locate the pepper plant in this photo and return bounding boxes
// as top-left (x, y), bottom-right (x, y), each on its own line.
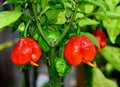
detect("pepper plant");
top-left (0, 0), bottom-right (120, 87)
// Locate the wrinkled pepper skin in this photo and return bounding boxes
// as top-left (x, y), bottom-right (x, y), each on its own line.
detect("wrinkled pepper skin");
top-left (55, 58), bottom-right (72, 76)
top-left (11, 38), bottom-right (42, 66)
top-left (64, 35), bottom-right (97, 66)
top-left (92, 29), bottom-right (106, 48)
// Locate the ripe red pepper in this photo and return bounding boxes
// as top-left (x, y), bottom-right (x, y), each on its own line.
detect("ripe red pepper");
top-left (92, 29), bottom-right (106, 48)
top-left (11, 38), bottom-right (42, 66)
top-left (64, 35), bottom-right (97, 66)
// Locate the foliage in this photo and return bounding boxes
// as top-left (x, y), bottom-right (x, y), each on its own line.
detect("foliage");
top-left (0, 0), bottom-right (120, 87)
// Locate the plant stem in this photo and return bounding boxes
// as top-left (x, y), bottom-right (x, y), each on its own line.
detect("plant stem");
top-left (23, 70), bottom-right (29, 87)
top-left (56, 4), bottom-right (79, 46)
top-left (33, 67), bottom-right (37, 87)
top-left (49, 47), bottom-right (59, 87)
top-left (31, 1), bottom-right (50, 46)
top-left (23, 19), bottom-right (31, 37)
top-left (49, 48), bottom-right (58, 87)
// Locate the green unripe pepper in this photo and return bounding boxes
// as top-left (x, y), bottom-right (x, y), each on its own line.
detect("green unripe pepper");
top-left (38, 36), bottom-right (50, 52)
top-left (55, 57), bottom-right (72, 76)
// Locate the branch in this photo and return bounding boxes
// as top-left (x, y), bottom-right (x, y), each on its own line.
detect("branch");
top-left (55, 3), bottom-right (79, 46)
top-left (31, 1), bottom-right (50, 46)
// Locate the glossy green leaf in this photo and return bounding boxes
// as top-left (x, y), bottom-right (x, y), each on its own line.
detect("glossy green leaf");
top-left (99, 46), bottom-right (120, 71)
top-left (0, 11), bottom-right (22, 31)
top-left (78, 18), bottom-right (99, 27)
top-left (91, 67), bottom-right (118, 87)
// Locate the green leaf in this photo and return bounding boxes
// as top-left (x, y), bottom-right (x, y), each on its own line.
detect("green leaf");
top-left (81, 32), bottom-right (100, 48)
top-left (0, 11), bottom-right (22, 31)
top-left (115, 6), bottom-right (120, 14)
top-left (105, 11), bottom-right (120, 18)
top-left (65, 7), bottom-right (72, 17)
top-left (55, 11), bottom-right (66, 24)
top-left (75, 13), bottom-right (84, 20)
top-left (103, 18), bottom-right (120, 44)
top-left (84, 4), bottom-right (95, 14)
top-left (46, 9), bottom-right (62, 24)
top-left (95, 5), bottom-right (120, 44)
top-left (91, 67), bottom-right (118, 87)
top-left (40, 0), bottom-right (50, 9)
top-left (105, 0), bottom-right (119, 11)
top-left (83, 0), bottom-right (108, 12)
top-left (95, 11), bottom-right (120, 19)
top-left (79, 4), bottom-right (95, 14)
top-left (99, 46), bottom-right (120, 71)
top-left (78, 18), bottom-right (99, 27)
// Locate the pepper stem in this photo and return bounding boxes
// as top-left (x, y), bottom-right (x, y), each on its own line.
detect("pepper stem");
top-left (55, 3), bottom-right (79, 46)
top-left (30, 61), bottom-right (39, 66)
top-left (85, 62), bottom-right (95, 67)
top-left (31, 0), bottom-right (50, 47)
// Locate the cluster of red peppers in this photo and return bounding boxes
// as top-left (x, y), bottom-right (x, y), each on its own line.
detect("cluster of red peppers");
top-left (64, 29), bottom-right (106, 66)
top-left (11, 29), bottom-right (106, 69)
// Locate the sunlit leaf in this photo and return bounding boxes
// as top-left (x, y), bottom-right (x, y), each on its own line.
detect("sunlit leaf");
top-left (55, 11), bottom-right (66, 24)
top-left (83, 0), bottom-right (108, 12)
top-left (0, 11), bottom-right (22, 31)
top-left (75, 13), bottom-right (84, 20)
top-left (91, 67), bottom-right (118, 87)
top-left (84, 4), bottom-right (95, 14)
top-left (103, 18), bottom-right (120, 44)
top-left (105, 0), bottom-right (119, 11)
top-left (78, 18), bottom-right (99, 27)
top-left (99, 46), bottom-right (120, 71)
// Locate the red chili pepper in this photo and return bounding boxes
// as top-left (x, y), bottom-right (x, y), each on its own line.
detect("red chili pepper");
top-left (92, 29), bottom-right (106, 48)
top-left (64, 35), bottom-right (97, 66)
top-left (11, 38), bottom-right (42, 66)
